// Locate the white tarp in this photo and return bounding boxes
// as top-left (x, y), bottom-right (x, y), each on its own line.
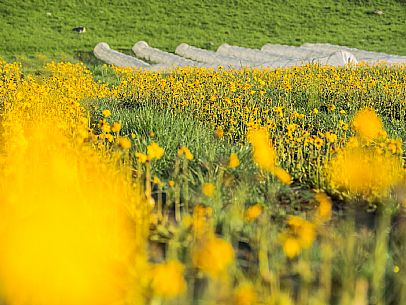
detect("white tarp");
top-left (302, 43), bottom-right (406, 64)
top-left (94, 41), bottom-right (402, 70)
top-left (175, 43), bottom-right (257, 68)
top-left (261, 44), bottom-right (329, 59)
top-left (303, 50), bottom-right (358, 66)
top-left (132, 41), bottom-right (199, 66)
top-left (216, 43), bottom-right (292, 63)
top-left (93, 43), bottom-right (150, 68)
top-left (218, 44), bottom-right (357, 67)
top-left (255, 50), bottom-right (356, 68)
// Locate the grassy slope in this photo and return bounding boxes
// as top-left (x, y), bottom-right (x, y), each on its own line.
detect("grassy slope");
top-left (0, 0), bottom-right (405, 69)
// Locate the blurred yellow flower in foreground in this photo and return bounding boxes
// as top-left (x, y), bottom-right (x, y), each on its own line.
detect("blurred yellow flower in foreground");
top-left (287, 216), bottom-right (316, 249)
top-left (245, 203), bottom-right (263, 222)
top-left (352, 108), bottom-right (384, 142)
top-left (150, 260), bottom-right (186, 298)
top-left (248, 128), bottom-right (292, 185)
top-left (283, 238), bottom-right (302, 259)
top-left (314, 192), bottom-right (332, 224)
top-left (147, 142), bottom-right (164, 160)
top-left (192, 236), bottom-right (234, 278)
top-left (0, 61), bottom-right (154, 305)
top-left (0, 109), bottom-right (144, 305)
top-left (280, 216), bottom-right (316, 258)
top-left (202, 182), bottom-right (215, 197)
top-left (233, 282), bottom-right (257, 305)
top-left (328, 146), bottom-right (403, 199)
top-left (274, 167), bottom-right (293, 185)
top-left (192, 204), bottom-right (213, 237)
top-left (247, 128), bottom-right (276, 171)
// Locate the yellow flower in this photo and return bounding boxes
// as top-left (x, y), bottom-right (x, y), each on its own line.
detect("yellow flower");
top-left (149, 131), bottom-right (156, 138)
top-left (150, 261), bottom-right (186, 298)
top-left (340, 120), bottom-right (349, 131)
top-left (273, 106), bottom-right (283, 117)
top-left (312, 108), bottom-right (319, 115)
top-left (387, 138), bottom-right (403, 154)
top-left (192, 236), bottom-right (234, 278)
top-left (178, 146), bottom-right (193, 160)
top-left (283, 237), bottom-right (301, 258)
top-left (245, 203), bottom-right (262, 222)
top-left (328, 146), bottom-right (404, 199)
top-left (192, 204), bottom-right (213, 237)
top-left (153, 176), bottom-right (161, 185)
top-left (202, 182), bottom-right (215, 197)
top-left (101, 109), bottom-right (111, 117)
top-left (215, 127), bottom-right (224, 139)
top-left (314, 192), bottom-right (332, 224)
top-left (228, 153), bottom-right (240, 169)
top-left (100, 133), bottom-right (113, 143)
top-left (286, 216), bottom-right (316, 249)
top-left (168, 180), bottom-right (175, 188)
top-left (325, 131), bottom-right (337, 143)
top-left (99, 120), bottom-right (111, 133)
top-left (313, 137), bottom-right (324, 149)
top-left (327, 104), bottom-right (336, 111)
top-left (111, 122), bottom-right (121, 133)
top-left (116, 137), bottom-right (131, 150)
top-left (233, 282), bottom-right (256, 305)
top-left (352, 108), bottom-right (384, 142)
top-left (274, 167), bottom-right (293, 185)
top-left (147, 142), bottom-right (164, 160)
top-left (135, 152), bottom-right (147, 163)
top-left (247, 128), bottom-right (276, 172)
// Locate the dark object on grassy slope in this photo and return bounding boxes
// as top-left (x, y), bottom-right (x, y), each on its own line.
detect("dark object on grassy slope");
top-left (366, 10), bottom-right (384, 16)
top-left (72, 26), bottom-right (86, 33)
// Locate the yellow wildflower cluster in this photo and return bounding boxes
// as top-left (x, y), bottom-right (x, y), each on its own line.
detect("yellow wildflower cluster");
top-left (352, 108), bottom-right (385, 142)
top-left (228, 152), bottom-right (240, 168)
top-left (245, 203), bottom-right (263, 222)
top-left (0, 61), bottom-right (149, 305)
top-left (247, 128), bottom-right (292, 185)
top-left (178, 146), bottom-right (194, 160)
top-left (1, 60), bottom-right (404, 305)
top-left (328, 108), bottom-right (404, 200)
top-left (192, 235), bottom-right (234, 278)
top-left (281, 191), bottom-right (333, 258)
top-left (110, 64), bottom-right (405, 192)
top-left (135, 142), bottom-right (165, 163)
top-left (281, 216), bottom-right (316, 258)
top-left (150, 260), bottom-right (186, 298)
top-left (202, 182), bottom-right (215, 197)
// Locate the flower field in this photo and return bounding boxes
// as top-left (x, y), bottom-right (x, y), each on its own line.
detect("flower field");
top-left (0, 60), bottom-right (405, 305)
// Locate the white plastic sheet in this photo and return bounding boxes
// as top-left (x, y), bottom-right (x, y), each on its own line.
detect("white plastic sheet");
top-left (261, 44), bottom-right (328, 59)
top-left (217, 43), bottom-right (291, 63)
top-left (93, 43), bottom-right (150, 68)
top-left (176, 43), bottom-right (256, 68)
top-left (302, 43), bottom-right (406, 64)
top-left (132, 41), bottom-right (199, 66)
